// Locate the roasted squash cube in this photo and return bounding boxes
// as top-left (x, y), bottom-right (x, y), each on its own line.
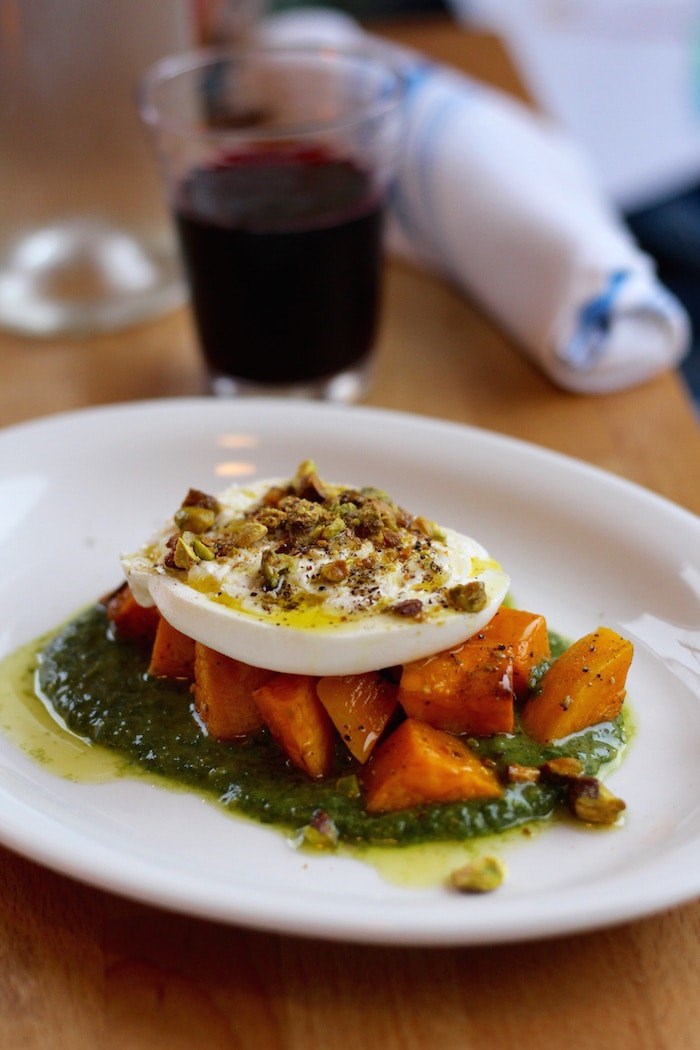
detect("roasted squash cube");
top-left (253, 673), bottom-right (335, 779)
top-left (520, 627), bottom-right (633, 743)
top-left (148, 617), bottom-right (196, 680)
top-left (104, 583), bottom-right (160, 645)
top-left (362, 718), bottom-right (503, 813)
top-left (398, 639), bottom-right (515, 736)
top-left (478, 607), bottom-right (550, 697)
top-left (316, 672), bottom-right (398, 763)
top-left (192, 644), bottom-right (270, 740)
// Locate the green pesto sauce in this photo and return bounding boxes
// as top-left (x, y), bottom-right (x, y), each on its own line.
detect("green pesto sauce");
top-left (31, 605), bottom-right (627, 847)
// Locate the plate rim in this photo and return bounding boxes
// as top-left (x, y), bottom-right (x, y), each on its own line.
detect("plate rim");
top-left (3, 394), bottom-right (698, 529)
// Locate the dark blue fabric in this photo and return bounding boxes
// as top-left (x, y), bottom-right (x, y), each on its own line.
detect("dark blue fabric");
top-left (626, 188), bottom-right (700, 406)
top-left (268, 0), bottom-right (449, 15)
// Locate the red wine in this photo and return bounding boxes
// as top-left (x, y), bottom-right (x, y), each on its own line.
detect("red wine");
top-left (174, 151), bottom-right (385, 386)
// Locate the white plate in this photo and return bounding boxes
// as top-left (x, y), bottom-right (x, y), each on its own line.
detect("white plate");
top-left (0, 398), bottom-right (698, 945)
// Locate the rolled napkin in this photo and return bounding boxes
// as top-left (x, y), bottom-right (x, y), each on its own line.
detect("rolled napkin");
top-left (261, 9), bottom-right (690, 394)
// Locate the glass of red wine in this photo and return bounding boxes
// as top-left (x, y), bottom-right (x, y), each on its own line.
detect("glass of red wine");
top-left (139, 46), bottom-right (404, 400)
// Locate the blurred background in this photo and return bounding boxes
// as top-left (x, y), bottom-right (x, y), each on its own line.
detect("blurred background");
top-left (450, 0), bottom-right (700, 405)
top-left (268, 0), bottom-right (700, 406)
top-left (1, 0), bottom-right (697, 404)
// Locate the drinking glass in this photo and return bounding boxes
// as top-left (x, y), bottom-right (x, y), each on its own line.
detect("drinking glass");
top-left (0, 1), bottom-right (206, 337)
top-left (139, 46), bottom-right (404, 400)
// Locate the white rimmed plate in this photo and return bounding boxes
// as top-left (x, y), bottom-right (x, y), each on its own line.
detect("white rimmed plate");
top-left (0, 397), bottom-right (698, 945)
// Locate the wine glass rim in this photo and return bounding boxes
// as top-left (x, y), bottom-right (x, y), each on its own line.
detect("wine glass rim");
top-left (138, 43), bottom-right (405, 142)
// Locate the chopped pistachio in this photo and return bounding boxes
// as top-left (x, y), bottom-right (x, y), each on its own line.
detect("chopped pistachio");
top-left (540, 756), bottom-right (585, 783)
top-left (225, 520), bottom-right (268, 548)
top-left (261, 485), bottom-right (286, 508)
top-left (320, 559), bottom-right (348, 583)
top-left (292, 459), bottom-right (329, 502)
top-left (391, 598), bottom-right (423, 618)
top-left (381, 529), bottom-right (402, 549)
top-left (321, 516), bottom-right (347, 541)
top-left (449, 855), bottom-right (506, 893)
top-left (413, 515), bottom-right (444, 540)
top-left (278, 496), bottom-right (326, 539)
top-left (173, 532), bottom-right (199, 570)
top-left (447, 580), bottom-right (488, 613)
top-left (180, 487), bottom-right (219, 512)
top-left (293, 809), bottom-right (339, 850)
top-left (567, 777), bottom-right (626, 826)
top-left (260, 549), bottom-right (293, 591)
top-left (357, 498), bottom-right (397, 536)
top-left (174, 505), bottom-right (216, 534)
top-left (506, 763), bottom-right (541, 784)
top-left (292, 458), bottom-right (316, 485)
top-left (360, 486), bottom-right (392, 503)
top-left (335, 774), bottom-right (361, 799)
top-left (172, 530), bottom-right (215, 568)
top-left (191, 536), bottom-right (215, 561)
top-left (336, 501), bottom-right (359, 519)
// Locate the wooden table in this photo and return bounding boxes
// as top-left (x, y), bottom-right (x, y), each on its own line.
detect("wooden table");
top-left (1, 18), bottom-right (698, 1050)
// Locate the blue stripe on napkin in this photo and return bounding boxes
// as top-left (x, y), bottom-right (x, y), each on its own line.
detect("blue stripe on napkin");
top-left (561, 270), bottom-right (628, 368)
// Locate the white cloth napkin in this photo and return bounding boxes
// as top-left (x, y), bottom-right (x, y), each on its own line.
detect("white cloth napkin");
top-left (261, 9), bottom-right (690, 394)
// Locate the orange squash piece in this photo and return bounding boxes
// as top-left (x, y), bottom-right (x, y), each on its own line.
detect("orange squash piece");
top-left (316, 672), bottom-right (398, 763)
top-left (253, 674), bottom-right (335, 779)
top-left (148, 617), bottom-right (196, 680)
top-left (520, 627), bottom-right (633, 743)
top-left (478, 607), bottom-right (551, 697)
top-left (398, 639), bottom-right (515, 736)
top-left (192, 644), bottom-right (271, 741)
top-left (104, 582), bottom-right (160, 645)
top-left (362, 718), bottom-right (503, 813)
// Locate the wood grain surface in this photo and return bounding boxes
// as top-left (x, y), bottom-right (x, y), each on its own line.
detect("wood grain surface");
top-left (0, 17), bottom-right (698, 1050)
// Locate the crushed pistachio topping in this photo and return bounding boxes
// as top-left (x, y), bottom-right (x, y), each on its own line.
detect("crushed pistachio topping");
top-left (150, 460), bottom-right (496, 623)
top-left (566, 777), bottom-right (626, 826)
top-left (292, 809), bottom-right (340, 850)
top-left (503, 756), bottom-right (626, 826)
top-left (446, 580), bottom-right (488, 613)
top-left (449, 855), bottom-right (507, 893)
